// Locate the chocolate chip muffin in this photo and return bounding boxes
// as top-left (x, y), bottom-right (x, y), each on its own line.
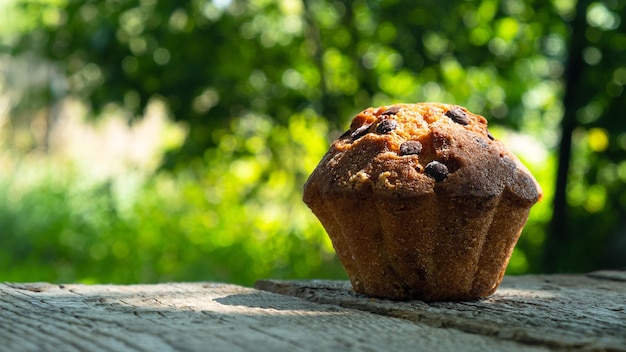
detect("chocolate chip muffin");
top-left (303, 103), bottom-right (542, 301)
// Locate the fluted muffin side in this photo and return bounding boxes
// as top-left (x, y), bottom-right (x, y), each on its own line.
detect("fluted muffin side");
top-left (303, 103), bottom-right (542, 301)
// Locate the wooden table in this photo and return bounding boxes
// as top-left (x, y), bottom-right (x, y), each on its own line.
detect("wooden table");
top-left (1, 271), bottom-right (624, 351)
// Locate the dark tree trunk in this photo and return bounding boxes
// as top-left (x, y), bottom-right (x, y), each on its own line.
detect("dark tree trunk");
top-left (544, 0), bottom-right (591, 272)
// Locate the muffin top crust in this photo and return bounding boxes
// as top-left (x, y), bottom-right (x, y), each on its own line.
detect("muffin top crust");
top-left (304, 103), bottom-right (542, 204)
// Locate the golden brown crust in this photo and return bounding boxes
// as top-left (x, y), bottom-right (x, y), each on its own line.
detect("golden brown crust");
top-left (303, 103), bottom-right (542, 301)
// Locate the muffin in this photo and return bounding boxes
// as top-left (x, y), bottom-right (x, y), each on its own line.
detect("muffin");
top-left (303, 103), bottom-right (542, 301)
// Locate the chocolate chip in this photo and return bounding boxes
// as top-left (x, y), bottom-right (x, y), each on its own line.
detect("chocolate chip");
top-left (475, 137), bottom-right (488, 148)
top-left (350, 124), bottom-right (371, 139)
top-left (376, 119), bottom-right (398, 134)
top-left (445, 108), bottom-right (469, 125)
top-left (399, 140), bottom-right (423, 156)
top-left (381, 106), bottom-right (400, 116)
top-left (424, 161), bottom-right (448, 182)
top-left (487, 131), bottom-right (495, 140)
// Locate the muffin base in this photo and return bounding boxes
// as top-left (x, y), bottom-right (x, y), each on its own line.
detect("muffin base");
top-left (308, 189), bottom-right (532, 301)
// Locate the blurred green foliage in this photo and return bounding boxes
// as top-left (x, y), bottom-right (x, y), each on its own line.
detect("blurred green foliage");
top-left (0, 109), bottom-right (345, 285)
top-left (1, 0), bottom-right (625, 284)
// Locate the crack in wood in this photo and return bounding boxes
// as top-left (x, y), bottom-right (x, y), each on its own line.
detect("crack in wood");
top-left (255, 272), bottom-right (626, 351)
top-left (2, 275), bottom-right (623, 352)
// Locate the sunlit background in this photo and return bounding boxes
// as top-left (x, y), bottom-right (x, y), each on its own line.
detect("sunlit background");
top-left (1, 0), bottom-right (625, 285)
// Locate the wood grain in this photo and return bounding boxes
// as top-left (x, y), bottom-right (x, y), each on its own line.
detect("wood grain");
top-left (256, 271), bottom-right (626, 351)
top-left (0, 281), bottom-right (550, 352)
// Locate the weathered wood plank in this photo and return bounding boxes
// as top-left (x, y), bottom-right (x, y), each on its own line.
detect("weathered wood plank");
top-left (0, 282), bottom-right (549, 352)
top-left (256, 272), bottom-right (626, 351)
top-left (587, 270), bottom-right (626, 282)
